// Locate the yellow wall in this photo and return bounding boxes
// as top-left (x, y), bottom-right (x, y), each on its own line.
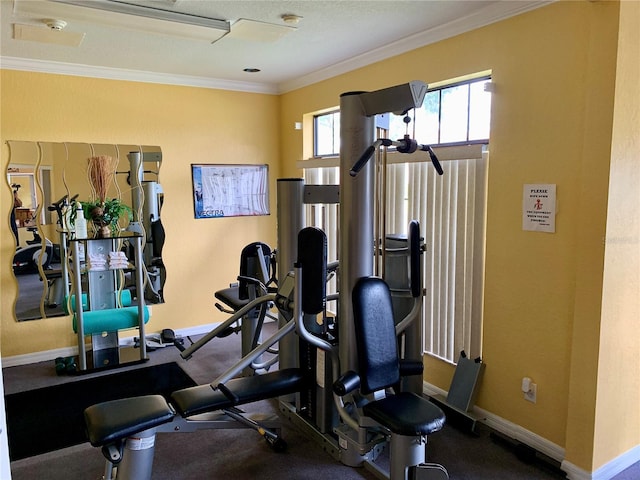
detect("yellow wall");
top-left (1, 70), bottom-right (279, 356)
top-left (2, 0), bottom-right (638, 475)
top-left (280, 0), bottom-right (636, 472)
top-left (591, 0), bottom-right (640, 470)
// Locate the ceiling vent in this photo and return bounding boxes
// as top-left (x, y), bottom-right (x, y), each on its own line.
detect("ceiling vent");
top-left (226, 19), bottom-right (296, 43)
top-left (13, 19), bottom-right (85, 47)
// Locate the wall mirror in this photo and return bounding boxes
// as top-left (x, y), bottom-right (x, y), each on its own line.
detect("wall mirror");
top-left (5, 141), bottom-right (165, 322)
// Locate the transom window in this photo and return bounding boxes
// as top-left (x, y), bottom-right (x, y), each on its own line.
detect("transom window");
top-left (313, 76), bottom-right (491, 157)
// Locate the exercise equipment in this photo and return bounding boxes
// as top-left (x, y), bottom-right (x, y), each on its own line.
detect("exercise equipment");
top-left (13, 193), bottom-right (75, 276)
top-left (72, 306), bottom-right (150, 336)
top-left (84, 227), bottom-right (327, 479)
top-left (214, 241), bottom-right (278, 374)
top-left (124, 150), bottom-right (165, 303)
top-left (43, 194), bottom-right (76, 307)
top-left (333, 277), bottom-right (448, 480)
top-left (84, 80), bottom-right (449, 479)
top-left (429, 351), bottom-right (485, 433)
top-left (12, 237), bottom-right (53, 274)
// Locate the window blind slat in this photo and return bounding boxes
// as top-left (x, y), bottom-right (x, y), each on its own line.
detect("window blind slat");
top-left (304, 152), bottom-right (487, 364)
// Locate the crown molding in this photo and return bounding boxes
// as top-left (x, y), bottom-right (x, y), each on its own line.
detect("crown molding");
top-left (277, 0), bottom-right (554, 94)
top-left (0, 56), bottom-right (279, 95)
top-left (1, 1), bottom-right (552, 96)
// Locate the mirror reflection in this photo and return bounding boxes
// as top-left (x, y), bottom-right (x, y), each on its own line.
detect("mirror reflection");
top-left (6, 141), bottom-right (165, 321)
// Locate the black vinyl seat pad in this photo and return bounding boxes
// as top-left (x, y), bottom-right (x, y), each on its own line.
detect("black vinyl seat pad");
top-left (171, 368), bottom-right (306, 417)
top-left (85, 369), bottom-right (306, 447)
top-left (362, 392), bottom-right (446, 436)
top-left (84, 394), bottom-right (175, 447)
top-left (215, 286), bottom-right (250, 311)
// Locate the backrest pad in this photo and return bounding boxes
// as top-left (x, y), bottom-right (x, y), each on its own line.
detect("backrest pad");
top-left (297, 227), bottom-right (327, 315)
top-left (352, 277), bottom-right (400, 394)
top-left (239, 242), bottom-right (272, 300)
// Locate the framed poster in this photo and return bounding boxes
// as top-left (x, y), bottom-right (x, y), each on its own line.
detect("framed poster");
top-left (191, 164), bottom-right (270, 219)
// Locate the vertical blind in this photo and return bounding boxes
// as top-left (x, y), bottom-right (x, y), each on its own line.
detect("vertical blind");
top-left (303, 149), bottom-right (487, 363)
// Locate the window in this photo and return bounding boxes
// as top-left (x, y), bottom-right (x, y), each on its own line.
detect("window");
top-left (389, 76), bottom-right (491, 145)
top-left (314, 111), bottom-right (340, 157)
top-left (314, 77), bottom-right (491, 156)
top-left (304, 75), bottom-right (490, 364)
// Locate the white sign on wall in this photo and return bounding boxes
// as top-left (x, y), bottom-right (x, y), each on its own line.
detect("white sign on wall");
top-left (523, 184), bottom-right (556, 233)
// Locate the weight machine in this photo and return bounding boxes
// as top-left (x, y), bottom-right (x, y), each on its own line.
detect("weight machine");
top-left (83, 80), bottom-right (449, 480)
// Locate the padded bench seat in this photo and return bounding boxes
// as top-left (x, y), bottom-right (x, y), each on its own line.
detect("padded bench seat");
top-left (84, 395), bottom-right (175, 447)
top-left (171, 368), bottom-right (306, 417)
top-left (363, 392), bottom-right (445, 436)
top-left (215, 286), bottom-right (250, 312)
top-left (84, 369), bottom-right (307, 453)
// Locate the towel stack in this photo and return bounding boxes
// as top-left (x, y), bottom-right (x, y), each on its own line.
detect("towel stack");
top-left (87, 253), bottom-right (108, 271)
top-left (109, 251), bottom-right (129, 269)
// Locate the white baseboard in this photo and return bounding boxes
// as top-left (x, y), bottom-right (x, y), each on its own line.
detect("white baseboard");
top-left (561, 461), bottom-right (595, 480)
top-left (562, 445), bottom-right (640, 480)
top-left (424, 381), bottom-right (640, 479)
top-left (1, 322), bottom-right (222, 368)
top-left (423, 382), bottom-right (565, 460)
top-left (2, 346), bottom-right (80, 368)
top-left (474, 404), bottom-right (565, 462)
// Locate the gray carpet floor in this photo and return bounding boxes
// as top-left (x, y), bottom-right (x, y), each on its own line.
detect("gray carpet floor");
top-left (4, 327), bottom-right (639, 480)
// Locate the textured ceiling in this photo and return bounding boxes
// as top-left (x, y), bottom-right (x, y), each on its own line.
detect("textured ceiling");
top-left (0, 0), bottom-right (551, 93)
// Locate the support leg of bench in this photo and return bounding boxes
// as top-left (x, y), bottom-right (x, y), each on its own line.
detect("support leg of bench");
top-left (112, 427), bottom-right (158, 480)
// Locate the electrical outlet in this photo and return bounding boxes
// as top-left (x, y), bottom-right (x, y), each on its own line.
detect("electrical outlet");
top-left (524, 382), bottom-right (537, 403)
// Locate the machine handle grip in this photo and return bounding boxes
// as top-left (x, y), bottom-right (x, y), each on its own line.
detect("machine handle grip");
top-left (351, 139), bottom-right (396, 177)
top-left (48, 194), bottom-right (68, 213)
top-left (420, 145), bottom-right (444, 175)
top-left (333, 370), bottom-right (361, 396)
top-left (350, 145), bottom-right (376, 177)
top-left (216, 383), bottom-right (240, 404)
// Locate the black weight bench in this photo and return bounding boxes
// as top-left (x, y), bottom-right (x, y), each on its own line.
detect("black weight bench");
top-left (84, 368), bottom-right (307, 465)
top-left (171, 368), bottom-right (305, 416)
top-left (85, 395), bottom-right (175, 464)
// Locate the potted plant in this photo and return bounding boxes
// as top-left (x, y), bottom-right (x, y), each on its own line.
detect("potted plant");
top-left (74, 155), bottom-right (133, 237)
top-left (81, 198), bottom-right (133, 237)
